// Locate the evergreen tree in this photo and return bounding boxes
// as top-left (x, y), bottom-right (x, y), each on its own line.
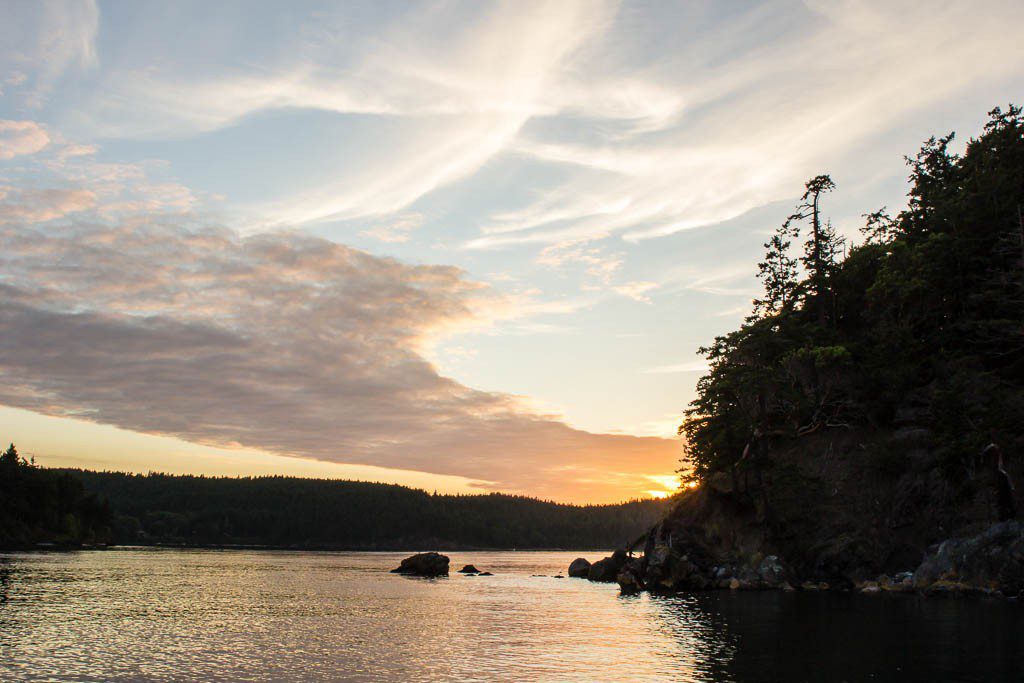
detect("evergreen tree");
top-left (752, 227), bottom-right (798, 317)
top-left (1, 443), bottom-right (20, 468)
top-left (782, 174), bottom-right (840, 325)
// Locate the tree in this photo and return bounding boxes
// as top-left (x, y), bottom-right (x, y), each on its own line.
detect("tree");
top-left (782, 174), bottom-right (840, 325)
top-left (1, 443), bottom-right (20, 468)
top-left (753, 227), bottom-right (798, 317)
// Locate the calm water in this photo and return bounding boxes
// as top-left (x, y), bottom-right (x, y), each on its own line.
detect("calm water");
top-left (0, 549), bottom-right (1021, 682)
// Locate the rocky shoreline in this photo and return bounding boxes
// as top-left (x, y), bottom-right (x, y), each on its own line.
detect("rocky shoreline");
top-left (567, 519), bottom-right (1024, 600)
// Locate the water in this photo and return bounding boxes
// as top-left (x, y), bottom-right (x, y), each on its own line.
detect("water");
top-left (0, 549), bottom-right (1021, 682)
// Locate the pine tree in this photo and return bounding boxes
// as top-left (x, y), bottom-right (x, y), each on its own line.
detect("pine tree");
top-left (0, 443), bottom-right (20, 468)
top-left (782, 174), bottom-right (840, 325)
top-left (753, 227), bottom-right (798, 317)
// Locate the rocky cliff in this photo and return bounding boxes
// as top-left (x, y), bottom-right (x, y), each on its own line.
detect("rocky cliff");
top-left (588, 421), bottom-right (1024, 598)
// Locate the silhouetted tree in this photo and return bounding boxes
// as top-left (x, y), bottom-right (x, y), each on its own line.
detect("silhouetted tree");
top-left (753, 227), bottom-right (798, 317)
top-left (782, 174), bottom-right (840, 325)
top-left (679, 105), bottom-right (1024, 493)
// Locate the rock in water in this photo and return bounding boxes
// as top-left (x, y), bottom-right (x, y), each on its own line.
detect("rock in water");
top-left (587, 549), bottom-right (629, 583)
top-left (391, 552), bottom-right (450, 576)
top-left (567, 558), bottom-right (592, 578)
top-left (617, 559), bottom-right (644, 594)
top-left (458, 564), bottom-right (480, 574)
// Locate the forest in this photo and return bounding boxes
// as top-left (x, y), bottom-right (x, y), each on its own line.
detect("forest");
top-left (681, 105), bottom-right (1024, 494)
top-left (0, 444), bottom-right (112, 548)
top-left (5, 468), bottom-right (668, 550)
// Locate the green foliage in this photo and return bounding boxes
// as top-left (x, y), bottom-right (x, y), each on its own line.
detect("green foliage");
top-left (681, 105), bottom-right (1024, 481)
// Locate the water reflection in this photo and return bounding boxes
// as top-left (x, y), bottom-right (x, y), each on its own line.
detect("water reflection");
top-left (0, 549), bottom-right (1020, 682)
top-left (647, 590), bottom-right (1024, 682)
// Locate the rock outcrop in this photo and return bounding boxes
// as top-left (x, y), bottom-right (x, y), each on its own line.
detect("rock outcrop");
top-left (913, 520), bottom-right (1024, 597)
top-left (458, 564), bottom-right (480, 574)
top-left (567, 557), bottom-right (591, 578)
top-left (391, 552), bottom-right (450, 576)
top-left (605, 416), bottom-right (1024, 598)
top-left (587, 549), bottom-right (628, 582)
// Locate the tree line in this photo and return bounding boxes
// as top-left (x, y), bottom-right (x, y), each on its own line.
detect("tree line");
top-left (7, 467), bottom-right (669, 550)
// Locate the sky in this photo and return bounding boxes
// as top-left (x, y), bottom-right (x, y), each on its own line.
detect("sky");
top-left (0, 0), bottom-right (1022, 503)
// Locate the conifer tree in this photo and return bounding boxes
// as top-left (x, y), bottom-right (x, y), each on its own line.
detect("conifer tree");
top-left (753, 227), bottom-right (798, 317)
top-left (781, 174), bottom-right (840, 325)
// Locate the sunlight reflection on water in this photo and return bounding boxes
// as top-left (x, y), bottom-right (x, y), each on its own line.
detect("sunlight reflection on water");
top-left (0, 549), bottom-right (1021, 681)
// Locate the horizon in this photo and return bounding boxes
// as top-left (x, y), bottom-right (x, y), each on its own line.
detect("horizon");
top-left (2, 0), bottom-right (1024, 503)
top-left (46, 460), bottom-right (677, 506)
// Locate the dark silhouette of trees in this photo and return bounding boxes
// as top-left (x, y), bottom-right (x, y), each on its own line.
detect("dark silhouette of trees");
top-left (0, 444), bottom-right (112, 548)
top-left (680, 105), bottom-right (1024, 492)
top-left (59, 470), bottom-right (671, 550)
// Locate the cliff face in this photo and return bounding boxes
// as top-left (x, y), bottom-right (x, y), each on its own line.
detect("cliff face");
top-left (628, 419), bottom-right (1023, 596)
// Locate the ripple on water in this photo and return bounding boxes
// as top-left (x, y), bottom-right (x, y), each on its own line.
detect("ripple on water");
top-left (0, 549), bottom-right (1021, 682)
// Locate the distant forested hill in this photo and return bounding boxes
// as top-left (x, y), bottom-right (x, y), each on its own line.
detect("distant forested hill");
top-left (60, 469), bottom-right (670, 550)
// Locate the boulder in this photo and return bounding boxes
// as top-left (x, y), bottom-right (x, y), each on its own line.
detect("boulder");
top-left (458, 564), bottom-right (480, 574)
top-left (478, 571), bottom-right (494, 576)
top-left (617, 559), bottom-right (644, 594)
top-left (588, 549), bottom-right (629, 583)
top-left (391, 552), bottom-right (450, 576)
top-left (567, 557), bottom-right (592, 578)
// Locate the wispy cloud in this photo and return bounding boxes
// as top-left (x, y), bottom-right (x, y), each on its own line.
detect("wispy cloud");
top-left (643, 360), bottom-right (708, 375)
top-left (0, 0), bottom-right (98, 107)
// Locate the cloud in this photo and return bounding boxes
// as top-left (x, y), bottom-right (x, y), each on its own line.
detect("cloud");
top-left (643, 360), bottom-right (708, 375)
top-left (0, 219), bottom-right (677, 502)
top-left (62, 1), bottom-right (692, 228)
top-left (465, 0), bottom-right (1024, 248)
top-left (0, 0), bottom-right (98, 107)
top-left (613, 281), bottom-right (658, 303)
top-left (0, 187), bottom-right (95, 223)
top-left (361, 213), bottom-right (424, 243)
top-left (0, 120), bottom-right (51, 159)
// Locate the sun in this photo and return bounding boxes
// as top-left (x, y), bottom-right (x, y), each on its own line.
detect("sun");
top-left (645, 474), bottom-right (683, 499)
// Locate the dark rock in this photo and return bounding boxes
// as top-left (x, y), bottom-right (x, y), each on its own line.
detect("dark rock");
top-left (913, 520), bottom-right (1024, 597)
top-left (567, 557), bottom-right (591, 578)
top-left (617, 559), bottom-right (644, 594)
top-left (706, 471), bottom-right (734, 494)
top-left (756, 555), bottom-right (790, 588)
top-left (588, 550), bottom-right (628, 583)
top-left (643, 544), bottom-right (673, 588)
top-left (553, 575), bottom-right (564, 579)
top-left (458, 564), bottom-right (480, 574)
top-left (478, 571), bottom-right (494, 576)
top-left (391, 552), bottom-right (450, 576)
